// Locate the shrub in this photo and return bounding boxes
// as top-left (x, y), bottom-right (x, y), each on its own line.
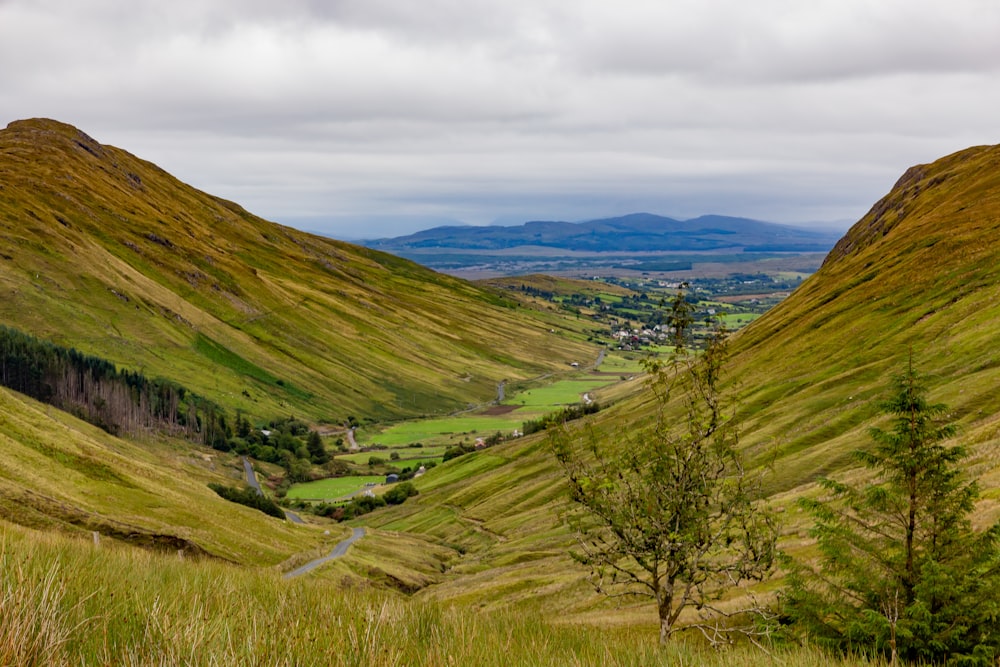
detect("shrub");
top-left (207, 483), bottom-right (285, 520)
top-left (384, 482), bottom-right (419, 505)
top-left (443, 444), bottom-right (475, 462)
top-left (340, 494), bottom-right (386, 520)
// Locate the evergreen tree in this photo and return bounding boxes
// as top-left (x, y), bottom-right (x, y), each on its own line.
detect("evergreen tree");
top-left (784, 357), bottom-right (1000, 665)
top-left (306, 430), bottom-right (329, 464)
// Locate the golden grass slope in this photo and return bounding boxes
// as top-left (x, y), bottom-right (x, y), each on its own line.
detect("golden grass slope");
top-left (729, 143), bottom-right (1000, 490)
top-left (0, 118), bottom-right (597, 422)
top-left (2, 519), bottom-right (888, 666)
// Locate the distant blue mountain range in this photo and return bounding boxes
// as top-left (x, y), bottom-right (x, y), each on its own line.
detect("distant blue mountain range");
top-left (362, 213), bottom-right (841, 253)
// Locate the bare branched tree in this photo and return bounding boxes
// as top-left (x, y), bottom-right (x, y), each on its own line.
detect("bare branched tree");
top-left (551, 288), bottom-right (778, 645)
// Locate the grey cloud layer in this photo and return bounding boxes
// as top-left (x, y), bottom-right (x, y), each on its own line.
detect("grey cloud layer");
top-left (1, 0), bottom-right (998, 236)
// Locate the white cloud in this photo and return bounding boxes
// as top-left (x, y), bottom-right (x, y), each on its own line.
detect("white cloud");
top-left (1, 0), bottom-right (998, 237)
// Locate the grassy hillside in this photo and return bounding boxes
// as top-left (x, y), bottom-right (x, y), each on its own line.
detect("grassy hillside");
top-left (730, 143), bottom-right (1000, 493)
top-left (358, 142), bottom-right (1000, 618)
top-left (0, 384), bottom-right (334, 564)
top-left (0, 118), bottom-right (596, 423)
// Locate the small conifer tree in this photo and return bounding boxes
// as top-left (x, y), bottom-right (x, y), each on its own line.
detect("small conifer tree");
top-left (784, 356), bottom-right (1000, 665)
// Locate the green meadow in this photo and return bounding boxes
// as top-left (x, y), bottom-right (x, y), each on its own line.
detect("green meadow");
top-left (338, 453), bottom-right (444, 468)
top-left (358, 415), bottom-right (526, 447)
top-left (284, 475), bottom-right (384, 500)
top-left (597, 353), bottom-right (647, 375)
top-left (502, 377), bottom-right (615, 407)
top-left (354, 370), bottom-right (627, 451)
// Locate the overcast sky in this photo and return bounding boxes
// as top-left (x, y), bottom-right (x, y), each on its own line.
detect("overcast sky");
top-left (2, 0), bottom-right (999, 239)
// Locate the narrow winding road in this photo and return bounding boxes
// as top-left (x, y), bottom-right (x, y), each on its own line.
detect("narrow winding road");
top-left (283, 527), bottom-right (366, 579)
top-left (242, 455), bottom-right (304, 523)
top-left (242, 456), bottom-right (263, 495)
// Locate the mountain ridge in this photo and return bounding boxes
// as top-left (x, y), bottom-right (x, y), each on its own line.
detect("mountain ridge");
top-left (0, 118), bottom-right (597, 422)
top-left (362, 211), bottom-right (842, 253)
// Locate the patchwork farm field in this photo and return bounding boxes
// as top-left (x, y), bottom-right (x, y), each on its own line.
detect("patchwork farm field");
top-left (337, 445), bottom-right (449, 462)
top-left (595, 354), bottom-right (646, 375)
top-left (357, 374), bottom-right (623, 448)
top-left (337, 452), bottom-right (444, 468)
top-left (286, 355), bottom-right (638, 502)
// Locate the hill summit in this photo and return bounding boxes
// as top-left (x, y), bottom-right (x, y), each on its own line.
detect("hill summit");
top-left (0, 118), bottom-right (596, 421)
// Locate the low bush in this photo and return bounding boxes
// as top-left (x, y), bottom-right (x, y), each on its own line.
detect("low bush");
top-left (207, 483), bottom-right (285, 520)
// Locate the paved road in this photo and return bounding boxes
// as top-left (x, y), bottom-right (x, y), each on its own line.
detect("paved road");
top-left (243, 456), bottom-right (303, 523)
top-left (242, 456), bottom-right (263, 496)
top-left (283, 527), bottom-right (365, 579)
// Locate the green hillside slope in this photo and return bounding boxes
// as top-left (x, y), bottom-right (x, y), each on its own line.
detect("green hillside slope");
top-left (0, 118), bottom-right (596, 422)
top-left (361, 143), bottom-right (1000, 616)
top-left (0, 384), bottom-right (327, 564)
top-left (730, 143), bottom-right (1000, 491)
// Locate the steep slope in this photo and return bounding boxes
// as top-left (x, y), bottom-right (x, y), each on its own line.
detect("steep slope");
top-left (364, 142), bottom-right (1000, 614)
top-left (0, 384), bottom-right (326, 564)
top-left (0, 119), bottom-right (596, 422)
top-left (730, 143), bottom-right (1000, 489)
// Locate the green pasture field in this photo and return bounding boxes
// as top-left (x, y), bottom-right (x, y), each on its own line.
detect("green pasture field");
top-left (393, 445), bottom-right (449, 458)
top-left (718, 312), bottom-right (761, 327)
top-left (357, 365), bottom-right (630, 455)
top-left (336, 452), bottom-right (444, 468)
top-left (285, 475), bottom-right (383, 500)
top-left (504, 378), bottom-right (617, 408)
top-left (598, 354), bottom-right (647, 374)
top-left (358, 415), bottom-right (528, 447)
top-left (342, 445), bottom-right (448, 459)
top-left (389, 458), bottom-right (442, 470)
top-left (333, 446), bottom-right (450, 466)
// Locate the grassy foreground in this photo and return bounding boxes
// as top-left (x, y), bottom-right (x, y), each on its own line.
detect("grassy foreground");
top-left (1, 521), bottom-right (885, 667)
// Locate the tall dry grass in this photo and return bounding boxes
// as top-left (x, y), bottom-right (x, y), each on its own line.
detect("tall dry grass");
top-left (0, 524), bottom-right (884, 666)
top-left (0, 550), bottom-right (77, 665)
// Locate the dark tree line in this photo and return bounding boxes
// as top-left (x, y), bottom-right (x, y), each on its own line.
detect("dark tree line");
top-left (0, 324), bottom-right (223, 444)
